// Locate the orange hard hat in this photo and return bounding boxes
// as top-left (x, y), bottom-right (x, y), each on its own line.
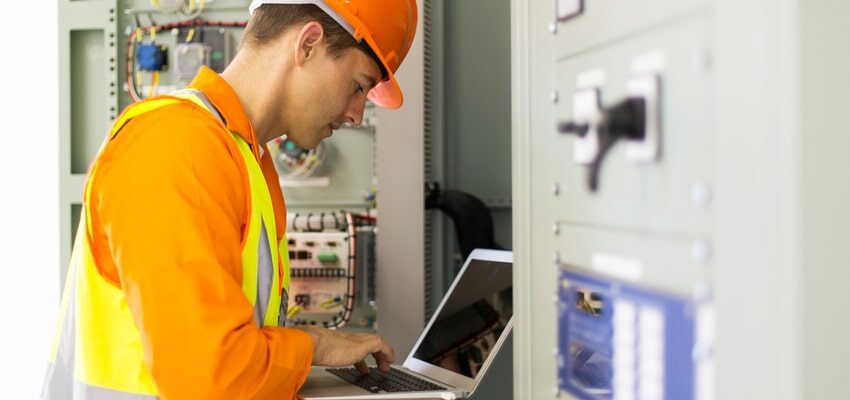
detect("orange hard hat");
top-left (249, 0), bottom-right (418, 109)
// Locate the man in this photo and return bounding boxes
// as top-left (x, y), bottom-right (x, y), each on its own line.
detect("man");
top-left (42, 0), bottom-right (417, 398)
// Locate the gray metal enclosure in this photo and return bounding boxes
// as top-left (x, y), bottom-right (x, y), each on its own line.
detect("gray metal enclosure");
top-left (512, 0), bottom-right (850, 399)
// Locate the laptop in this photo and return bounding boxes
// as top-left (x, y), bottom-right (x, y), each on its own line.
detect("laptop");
top-left (298, 248), bottom-right (513, 400)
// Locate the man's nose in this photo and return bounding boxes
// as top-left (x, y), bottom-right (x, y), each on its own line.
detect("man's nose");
top-left (344, 98), bottom-right (366, 127)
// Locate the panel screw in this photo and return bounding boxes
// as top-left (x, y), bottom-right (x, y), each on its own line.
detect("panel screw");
top-left (553, 252), bottom-right (561, 264)
top-left (552, 182), bottom-right (560, 196)
top-left (553, 223), bottom-right (560, 235)
top-left (692, 239), bottom-right (712, 264)
top-left (692, 49), bottom-right (713, 73)
top-left (692, 181), bottom-right (712, 207)
top-left (549, 22), bottom-right (558, 34)
top-left (550, 91), bottom-right (559, 103)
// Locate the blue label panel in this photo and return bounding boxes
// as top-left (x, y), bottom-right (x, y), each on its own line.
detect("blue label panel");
top-left (557, 268), bottom-right (695, 400)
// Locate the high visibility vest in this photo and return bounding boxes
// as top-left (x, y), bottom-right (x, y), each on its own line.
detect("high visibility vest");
top-left (42, 89), bottom-right (291, 399)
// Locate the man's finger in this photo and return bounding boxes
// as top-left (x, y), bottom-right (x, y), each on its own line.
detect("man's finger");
top-left (354, 360), bottom-right (369, 375)
top-left (373, 351), bottom-right (391, 372)
top-left (372, 338), bottom-right (395, 364)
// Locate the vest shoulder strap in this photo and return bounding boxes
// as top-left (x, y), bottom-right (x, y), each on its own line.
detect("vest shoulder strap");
top-left (168, 88), bottom-right (226, 126)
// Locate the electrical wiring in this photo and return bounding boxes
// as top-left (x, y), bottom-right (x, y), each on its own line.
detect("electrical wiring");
top-left (269, 136), bottom-right (329, 180)
top-left (125, 19), bottom-right (247, 102)
top-left (320, 297), bottom-right (344, 309)
top-left (287, 212), bottom-right (377, 330)
top-left (287, 304), bottom-right (304, 319)
top-left (179, 0), bottom-right (204, 19)
top-left (148, 71), bottom-right (159, 98)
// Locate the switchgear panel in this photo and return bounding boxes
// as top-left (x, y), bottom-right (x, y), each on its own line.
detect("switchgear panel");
top-left (513, 0), bottom-right (850, 399)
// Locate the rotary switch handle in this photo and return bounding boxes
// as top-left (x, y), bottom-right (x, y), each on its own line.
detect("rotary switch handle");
top-left (559, 97), bottom-right (647, 191)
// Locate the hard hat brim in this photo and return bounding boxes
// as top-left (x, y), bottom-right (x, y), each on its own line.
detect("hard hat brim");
top-left (367, 66), bottom-right (403, 109)
top-left (361, 30), bottom-right (404, 109)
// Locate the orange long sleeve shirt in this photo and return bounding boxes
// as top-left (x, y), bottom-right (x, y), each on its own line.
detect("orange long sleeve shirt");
top-left (86, 67), bottom-right (312, 399)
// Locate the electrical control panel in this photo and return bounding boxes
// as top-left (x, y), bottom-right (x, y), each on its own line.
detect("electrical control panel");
top-left (287, 231), bottom-right (349, 316)
top-left (284, 214), bottom-right (378, 330)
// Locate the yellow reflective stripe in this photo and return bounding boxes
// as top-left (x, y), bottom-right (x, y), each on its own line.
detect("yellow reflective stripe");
top-left (231, 135), bottom-right (282, 326)
top-left (232, 136), bottom-right (262, 312)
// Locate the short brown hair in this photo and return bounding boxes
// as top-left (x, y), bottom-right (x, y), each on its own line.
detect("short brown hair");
top-left (244, 4), bottom-right (386, 77)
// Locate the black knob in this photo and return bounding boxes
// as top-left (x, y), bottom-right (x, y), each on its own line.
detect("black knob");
top-left (558, 97), bottom-right (647, 192)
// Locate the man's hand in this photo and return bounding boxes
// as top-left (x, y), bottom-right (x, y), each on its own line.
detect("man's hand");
top-left (294, 326), bottom-right (395, 374)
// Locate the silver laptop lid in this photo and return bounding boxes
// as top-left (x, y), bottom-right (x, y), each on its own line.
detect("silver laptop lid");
top-left (403, 249), bottom-right (513, 393)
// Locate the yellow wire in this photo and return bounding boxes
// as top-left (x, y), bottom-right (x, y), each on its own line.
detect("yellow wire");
top-left (189, 0), bottom-right (196, 11)
top-left (320, 297), bottom-right (343, 309)
top-left (135, 28), bottom-right (143, 42)
top-left (148, 71), bottom-right (159, 98)
top-left (150, 0), bottom-right (160, 8)
top-left (150, 27), bottom-right (157, 41)
top-left (287, 304), bottom-right (303, 319)
top-left (199, 0), bottom-right (205, 10)
top-left (186, 28), bottom-right (196, 43)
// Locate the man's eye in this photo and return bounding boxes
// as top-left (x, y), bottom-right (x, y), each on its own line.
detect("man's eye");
top-left (355, 84), bottom-right (365, 95)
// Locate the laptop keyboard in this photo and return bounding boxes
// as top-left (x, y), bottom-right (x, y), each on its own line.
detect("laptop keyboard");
top-left (326, 367), bottom-right (448, 393)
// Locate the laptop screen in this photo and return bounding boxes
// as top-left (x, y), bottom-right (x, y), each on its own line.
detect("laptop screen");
top-left (412, 258), bottom-right (512, 380)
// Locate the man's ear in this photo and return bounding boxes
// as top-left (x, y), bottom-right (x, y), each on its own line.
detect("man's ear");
top-left (294, 21), bottom-right (324, 67)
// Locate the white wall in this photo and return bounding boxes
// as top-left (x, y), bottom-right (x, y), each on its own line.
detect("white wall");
top-left (0, 2), bottom-right (61, 398)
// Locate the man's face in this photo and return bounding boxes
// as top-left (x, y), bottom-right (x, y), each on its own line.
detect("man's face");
top-left (285, 42), bottom-right (383, 150)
